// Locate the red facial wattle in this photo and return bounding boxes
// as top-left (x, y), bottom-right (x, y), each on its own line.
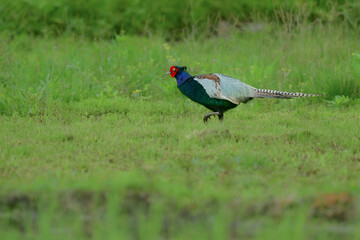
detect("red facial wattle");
top-left (170, 66), bottom-right (179, 77)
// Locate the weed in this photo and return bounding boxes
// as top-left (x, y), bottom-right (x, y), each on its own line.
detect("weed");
top-left (326, 95), bottom-right (351, 108)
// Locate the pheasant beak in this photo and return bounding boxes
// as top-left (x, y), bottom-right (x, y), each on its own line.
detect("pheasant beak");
top-left (166, 71), bottom-right (170, 75)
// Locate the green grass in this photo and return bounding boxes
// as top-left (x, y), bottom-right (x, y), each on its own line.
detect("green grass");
top-left (0, 24), bottom-right (360, 115)
top-left (1, 24), bottom-right (360, 239)
top-left (1, 23), bottom-right (360, 117)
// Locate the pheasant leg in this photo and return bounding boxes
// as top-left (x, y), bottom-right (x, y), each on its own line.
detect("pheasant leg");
top-left (218, 113), bottom-right (224, 122)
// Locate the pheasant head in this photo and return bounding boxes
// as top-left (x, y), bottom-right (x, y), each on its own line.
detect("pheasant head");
top-left (167, 66), bottom-right (191, 87)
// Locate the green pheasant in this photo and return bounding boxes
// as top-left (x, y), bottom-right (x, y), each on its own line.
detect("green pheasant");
top-left (167, 66), bottom-right (321, 122)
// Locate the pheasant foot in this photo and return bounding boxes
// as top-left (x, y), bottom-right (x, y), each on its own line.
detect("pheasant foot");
top-left (203, 112), bottom-right (222, 123)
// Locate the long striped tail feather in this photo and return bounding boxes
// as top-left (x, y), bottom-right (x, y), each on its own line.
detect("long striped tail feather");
top-left (254, 89), bottom-right (322, 99)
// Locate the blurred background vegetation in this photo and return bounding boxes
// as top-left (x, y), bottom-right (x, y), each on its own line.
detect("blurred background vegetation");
top-left (1, 0), bottom-right (360, 39)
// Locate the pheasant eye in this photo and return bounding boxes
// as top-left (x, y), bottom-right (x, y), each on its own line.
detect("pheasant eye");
top-left (172, 68), bottom-right (176, 71)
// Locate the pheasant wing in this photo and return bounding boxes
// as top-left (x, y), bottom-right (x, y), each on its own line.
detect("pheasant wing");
top-left (193, 74), bottom-right (256, 104)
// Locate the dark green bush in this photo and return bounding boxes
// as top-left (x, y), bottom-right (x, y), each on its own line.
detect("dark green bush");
top-left (1, 0), bottom-right (360, 38)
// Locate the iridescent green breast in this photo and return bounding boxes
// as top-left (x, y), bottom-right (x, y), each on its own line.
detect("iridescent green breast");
top-left (178, 78), bottom-right (237, 112)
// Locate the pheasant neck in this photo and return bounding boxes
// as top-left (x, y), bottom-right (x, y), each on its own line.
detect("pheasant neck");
top-left (175, 71), bottom-right (192, 87)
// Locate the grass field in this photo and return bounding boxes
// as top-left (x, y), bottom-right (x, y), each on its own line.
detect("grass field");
top-left (1, 22), bottom-right (360, 239)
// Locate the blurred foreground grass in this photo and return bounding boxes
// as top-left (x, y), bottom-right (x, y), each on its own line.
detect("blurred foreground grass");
top-left (0, 98), bottom-right (360, 239)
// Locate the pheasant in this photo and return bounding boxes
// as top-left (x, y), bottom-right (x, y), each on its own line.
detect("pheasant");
top-left (167, 66), bottom-right (321, 122)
